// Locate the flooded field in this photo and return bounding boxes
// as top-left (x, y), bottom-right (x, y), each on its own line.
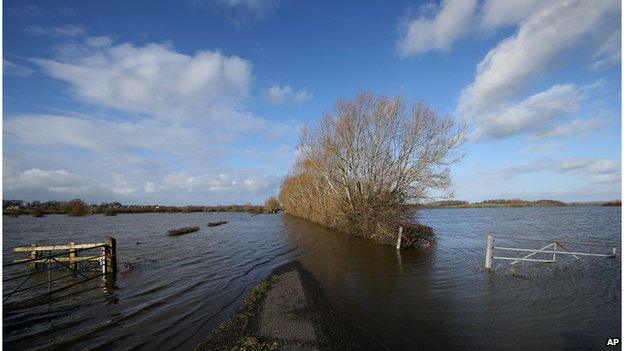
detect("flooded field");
top-left (3, 206), bottom-right (621, 350)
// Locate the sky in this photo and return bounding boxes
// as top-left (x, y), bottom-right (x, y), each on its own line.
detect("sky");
top-left (2, 0), bottom-right (622, 205)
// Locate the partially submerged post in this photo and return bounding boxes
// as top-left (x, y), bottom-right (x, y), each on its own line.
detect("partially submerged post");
top-left (27, 244), bottom-right (37, 270)
top-left (104, 237), bottom-right (116, 274)
top-left (69, 242), bottom-right (76, 271)
top-left (484, 234), bottom-right (494, 270)
top-left (396, 226), bottom-right (403, 250)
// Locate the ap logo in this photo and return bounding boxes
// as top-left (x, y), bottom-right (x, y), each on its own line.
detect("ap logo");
top-left (607, 338), bottom-right (620, 346)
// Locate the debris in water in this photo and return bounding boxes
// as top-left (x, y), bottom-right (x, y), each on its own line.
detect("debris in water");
top-left (207, 221), bottom-right (228, 227)
top-left (167, 226), bottom-right (200, 236)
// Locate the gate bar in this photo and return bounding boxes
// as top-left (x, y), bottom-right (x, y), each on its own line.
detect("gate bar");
top-left (510, 243), bottom-right (555, 265)
top-left (493, 236), bottom-right (614, 248)
top-left (493, 257), bottom-right (555, 263)
top-left (494, 246), bottom-right (615, 257)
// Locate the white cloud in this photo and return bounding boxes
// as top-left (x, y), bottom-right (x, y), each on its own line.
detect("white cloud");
top-left (457, 0), bottom-right (619, 140)
top-left (397, 0), bottom-right (478, 56)
top-left (498, 158), bottom-right (621, 185)
top-left (264, 85), bottom-right (312, 106)
top-left (4, 59), bottom-right (34, 77)
top-left (458, 0), bottom-right (616, 118)
top-left (49, 186), bottom-right (91, 194)
top-left (162, 171), bottom-right (280, 194)
top-left (4, 114), bottom-right (202, 154)
top-left (4, 168), bottom-right (83, 190)
top-left (5, 34), bottom-right (297, 204)
top-left (33, 41), bottom-right (254, 124)
top-left (144, 182), bottom-right (156, 193)
top-left (592, 173), bottom-right (620, 184)
top-left (163, 172), bottom-right (238, 191)
top-left (480, 0), bottom-right (549, 29)
top-left (470, 84), bottom-right (581, 140)
top-left (592, 29), bottom-right (621, 69)
top-left (85, 36), bottom-right (113, 48)
top-left (3, 111), bottom-right (295, 203)
top-left (242, 174), bottom-right (280, 191)
top-left (25, 24), bottom-right (85, 38)
top-left (532, 118), bottom-right (608, 139)
top-left (586, 159), bottom-right (620, 175)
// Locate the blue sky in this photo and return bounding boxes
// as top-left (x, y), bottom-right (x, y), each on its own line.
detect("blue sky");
top-left (3, 0), bottom-right (621, 205)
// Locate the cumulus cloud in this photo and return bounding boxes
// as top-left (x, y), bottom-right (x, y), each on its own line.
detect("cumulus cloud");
top-left (33, 41), bottom-right (254, 123)
top-left (458, 1), bottom-right (616, 118)
top-left (397, 0), bottom-right (478, 56)
top-left (5, 36), bottom-right (297, 204)
top-left (469, 84), bottom-right (581, 140)
top-left (264, 85), bottom-right (312, 106)
top-left (457, 0), bottom-right (619, 140)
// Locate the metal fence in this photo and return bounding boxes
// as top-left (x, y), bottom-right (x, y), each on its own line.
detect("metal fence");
top-left (484, 234), bottom-right (616, 269)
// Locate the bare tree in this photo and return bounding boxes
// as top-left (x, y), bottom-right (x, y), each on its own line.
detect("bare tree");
top-left (264, 196), bottom-right (280, 213)
top-left (67, 199), bottom-right (92, 217)
top-left (279, 92), bottom-right (463, 246)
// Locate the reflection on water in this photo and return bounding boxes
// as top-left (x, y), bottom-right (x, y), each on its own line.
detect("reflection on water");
top-left (3, 206), bottom-right (621, 350)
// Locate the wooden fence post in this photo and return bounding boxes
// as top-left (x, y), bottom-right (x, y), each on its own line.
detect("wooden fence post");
top-left (105, 237), bottom-right (116, 274)
top-left (28, 244), bottom-right (37, 270)
top-left (396, 226), bottom-right (403, 250)
top-left (69, 242), bottom-right (76, 272)
top-left (485, 234), bottom-right (494, 270)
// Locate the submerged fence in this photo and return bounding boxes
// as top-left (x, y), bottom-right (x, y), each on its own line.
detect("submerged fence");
top-left (3, 237), bottom-right (116, 308)
top-left (484, 234), bottom-right (616, 270)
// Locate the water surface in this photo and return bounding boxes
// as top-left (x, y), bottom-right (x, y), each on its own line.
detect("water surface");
top-left (3, 206), bottom-right (620, 350)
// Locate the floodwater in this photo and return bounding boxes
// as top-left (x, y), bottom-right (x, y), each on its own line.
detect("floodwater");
top-left (3, 206), bottom-right (621, 350)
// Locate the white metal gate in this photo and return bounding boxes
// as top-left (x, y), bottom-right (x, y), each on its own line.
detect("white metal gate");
top-left (484, 234), bottom-right (617, 269)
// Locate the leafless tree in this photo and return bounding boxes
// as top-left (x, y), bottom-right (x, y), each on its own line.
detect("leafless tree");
top-left (264, 196), bottom-right (280, 213)
top-left (279, 92), bottom-right (463, 246)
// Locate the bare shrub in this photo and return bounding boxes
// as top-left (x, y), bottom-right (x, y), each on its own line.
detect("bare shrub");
top-left (264, 196), bottom-right (280, 213)
top-left (67, 199), bottom-right (91, 217)
top-left (279, 92), bottom-right (463, 246)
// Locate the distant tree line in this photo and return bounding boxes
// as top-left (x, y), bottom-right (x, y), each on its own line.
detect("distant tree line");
top-left (3, 199), bottom-right (280, 216)
top-left (417, 198), bottom-right (620, 208)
